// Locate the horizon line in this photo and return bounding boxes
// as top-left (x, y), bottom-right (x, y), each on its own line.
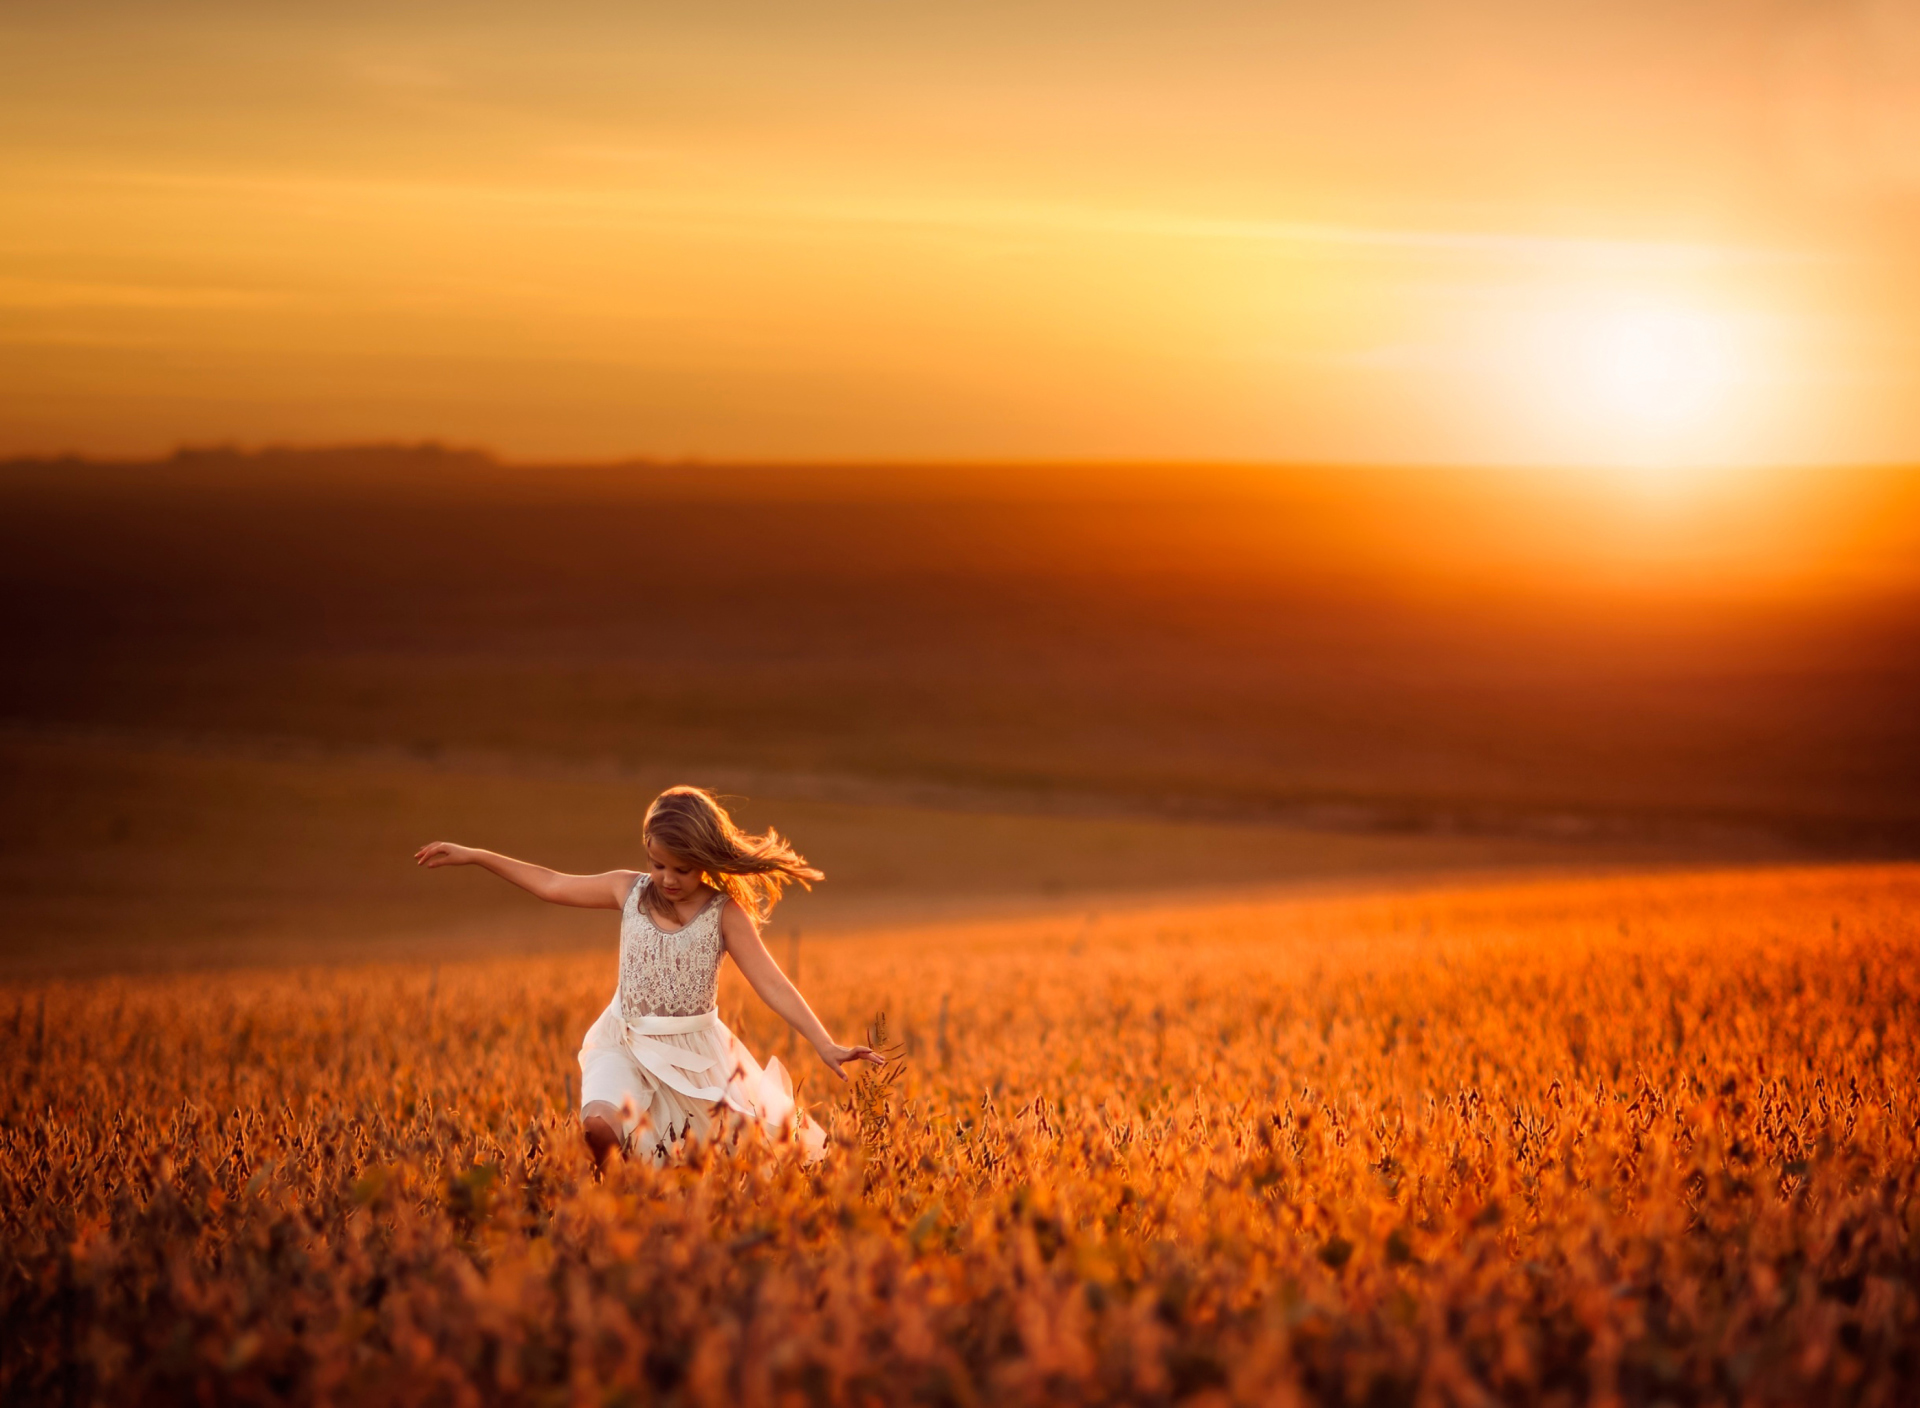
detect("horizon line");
top-left (3, 440), bottom-right (1915, 479)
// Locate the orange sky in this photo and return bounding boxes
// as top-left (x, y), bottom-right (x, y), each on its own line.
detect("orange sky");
top-left (3, 1), bottom-right (1919, 468)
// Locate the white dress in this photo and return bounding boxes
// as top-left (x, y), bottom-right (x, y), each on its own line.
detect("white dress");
top-left (576, 874), bottom-right (826, 1164)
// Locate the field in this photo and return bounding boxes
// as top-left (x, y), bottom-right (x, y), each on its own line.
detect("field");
top-left (6, 863), bottom-right (1918, 1405)
top-left (5, 450), bottom-right (1918, 978)
top-left (6, 452), bottom-right (1920, 861)
top-left (0, 725), bottom-right (1716, 980)
top-left (3, 451), bottom-right (1918, 1402)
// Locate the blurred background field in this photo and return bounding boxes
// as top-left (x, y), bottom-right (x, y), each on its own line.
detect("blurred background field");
top-left (1, 724), bottom-right (1695, 978)
top-left (3, 448), bottom-right (1917, 974)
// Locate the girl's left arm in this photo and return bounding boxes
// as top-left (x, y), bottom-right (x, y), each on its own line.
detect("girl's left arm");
top-left (721, 903), bottom-right (884, 1081)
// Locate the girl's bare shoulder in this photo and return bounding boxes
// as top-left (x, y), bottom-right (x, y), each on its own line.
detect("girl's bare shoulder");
top-left (715, 895), bottom-right (761, 940)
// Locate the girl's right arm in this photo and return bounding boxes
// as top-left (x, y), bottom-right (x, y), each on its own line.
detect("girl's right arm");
top-left (413, 842), bottom-right (636, 910)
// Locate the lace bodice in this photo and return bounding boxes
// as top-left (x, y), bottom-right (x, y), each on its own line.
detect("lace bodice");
top-left (618, 875), bottom-right (726, 1019)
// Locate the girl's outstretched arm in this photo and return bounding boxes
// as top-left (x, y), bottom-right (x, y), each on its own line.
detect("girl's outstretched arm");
top-left (720, 902), bottom-right (884, 1081)
top-left (413, 842), bottom-right (635, 909)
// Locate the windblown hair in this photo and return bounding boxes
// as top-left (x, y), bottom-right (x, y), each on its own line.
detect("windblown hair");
top-left (642, 786), bottom-right (823, 923)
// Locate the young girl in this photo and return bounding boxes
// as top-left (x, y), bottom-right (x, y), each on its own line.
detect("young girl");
top-left (413, 786), bottom-right (881, 1168)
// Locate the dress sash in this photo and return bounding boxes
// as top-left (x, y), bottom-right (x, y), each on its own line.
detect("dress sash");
top-left (619, 1007), bottom-right (731, 1103)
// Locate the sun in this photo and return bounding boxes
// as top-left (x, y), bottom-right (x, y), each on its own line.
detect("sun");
top-left (1577, 302), bottom-right (1741, 432)
top-left (1506, 291), bottom-right (1756, 476)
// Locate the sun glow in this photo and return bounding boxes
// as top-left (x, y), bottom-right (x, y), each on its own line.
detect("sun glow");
top-left (1515, 292), bottom-right (1758, 477)
top-left (1579, 303), bottom-right (1741, 431)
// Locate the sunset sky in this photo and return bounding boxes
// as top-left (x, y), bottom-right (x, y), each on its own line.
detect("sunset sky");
top-left (4, 0), bottom-right (1920, 468)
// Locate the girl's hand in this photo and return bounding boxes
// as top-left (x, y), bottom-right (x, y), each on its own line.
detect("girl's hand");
top-left (414, 841), bottom-right (476, 868)
top-left (815, 1042), bottom-right (885, 1081)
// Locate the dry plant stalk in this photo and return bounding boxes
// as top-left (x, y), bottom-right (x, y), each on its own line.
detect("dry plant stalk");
top-left (2, 865), bottom-right (1917, 1405)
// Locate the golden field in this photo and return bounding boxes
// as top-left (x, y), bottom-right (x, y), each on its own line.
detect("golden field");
top-left (4, 863), bottom-right (1917, 1406)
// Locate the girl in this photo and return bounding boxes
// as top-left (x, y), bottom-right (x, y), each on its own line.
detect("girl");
top-left (413, 786), bottom-right (881, 1168)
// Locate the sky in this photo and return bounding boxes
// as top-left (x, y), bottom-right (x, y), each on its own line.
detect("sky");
top-left (3, 0), bottom-right (1920, 469)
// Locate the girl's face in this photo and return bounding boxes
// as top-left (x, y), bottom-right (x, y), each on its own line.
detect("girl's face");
top-left (645, 835), bottom-right (706, 903)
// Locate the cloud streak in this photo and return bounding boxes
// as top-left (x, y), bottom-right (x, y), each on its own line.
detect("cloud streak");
top-left (54, 162), bottom-right (1815, 272)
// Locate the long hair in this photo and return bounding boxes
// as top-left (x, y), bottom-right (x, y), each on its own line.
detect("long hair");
top-left (642, 786), bottom-right (823, 923)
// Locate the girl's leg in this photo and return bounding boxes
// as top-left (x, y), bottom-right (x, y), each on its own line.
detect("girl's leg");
top-left (580, 1100), bottom-right (626, 1169)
